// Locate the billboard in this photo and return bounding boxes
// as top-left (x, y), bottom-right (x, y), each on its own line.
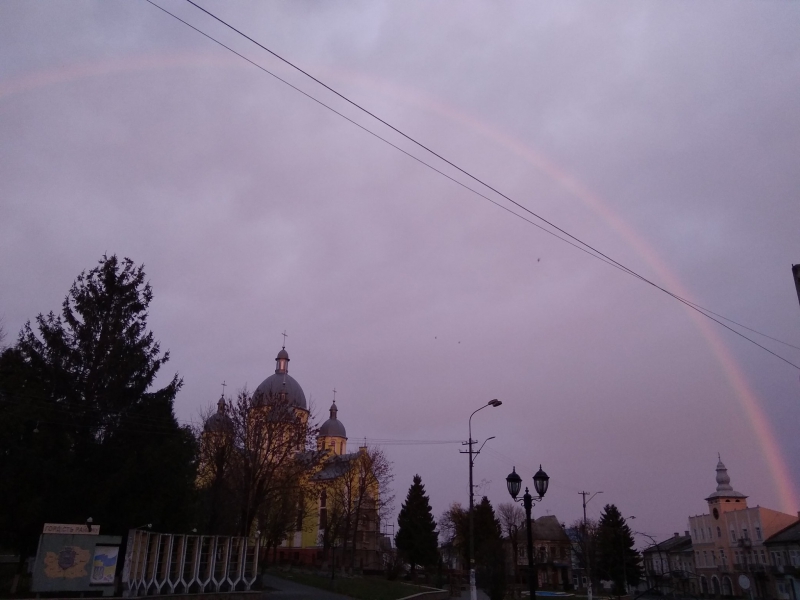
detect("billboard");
top-left (32, 530), bottom-right (122, 596)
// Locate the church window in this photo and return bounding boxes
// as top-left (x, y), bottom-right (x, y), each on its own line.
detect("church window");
top-left (708, 527), bottom-right (713, 539)
top-left (319, 491), bottom-right (327, 530)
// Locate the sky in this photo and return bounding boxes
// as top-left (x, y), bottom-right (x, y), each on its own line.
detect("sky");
top-left (1, 0), bottom-right (799, 545)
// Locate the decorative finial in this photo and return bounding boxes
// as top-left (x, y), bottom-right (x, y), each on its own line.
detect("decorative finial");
top-left (333, 388), bottom-right (337, 401)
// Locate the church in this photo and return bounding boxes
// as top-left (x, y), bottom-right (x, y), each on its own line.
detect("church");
top-left (202, 345), bottom-right (385, 570)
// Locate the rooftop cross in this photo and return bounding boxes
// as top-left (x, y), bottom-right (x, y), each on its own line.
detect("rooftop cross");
top-left (221, 380), bottom-right (227, 394)
top-left (281, 330), bottom-right (288, 348)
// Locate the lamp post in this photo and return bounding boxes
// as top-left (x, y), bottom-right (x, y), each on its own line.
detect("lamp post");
top-left (506, 465), bottom-right (550, 600)
top-left (465, 399), bottom-right (502, 600)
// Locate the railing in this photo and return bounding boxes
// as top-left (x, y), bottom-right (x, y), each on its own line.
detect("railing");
top-left (122, 530), bottom-right (260, 596)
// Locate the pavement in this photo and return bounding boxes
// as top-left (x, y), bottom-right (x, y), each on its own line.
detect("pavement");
top-left (261, 573), bottom-right (356, 599)
top-left (450, 587), bottom-right (491, 600)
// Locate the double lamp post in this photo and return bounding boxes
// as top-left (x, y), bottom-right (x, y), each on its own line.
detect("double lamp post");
top-left (506, 465), bottom-right (550, 600)
top-left (465, 399), bottom-right (550, 600)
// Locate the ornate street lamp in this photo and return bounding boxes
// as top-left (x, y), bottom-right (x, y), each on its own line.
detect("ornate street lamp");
top-left (507, 465), bottom-right (550, 600)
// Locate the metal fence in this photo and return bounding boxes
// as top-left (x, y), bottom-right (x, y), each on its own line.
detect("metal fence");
top-left (122, 530), bottom-right (260, 596)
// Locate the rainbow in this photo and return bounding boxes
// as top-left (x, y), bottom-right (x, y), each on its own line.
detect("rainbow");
top-left (2, 51), bottom-right (796, 511)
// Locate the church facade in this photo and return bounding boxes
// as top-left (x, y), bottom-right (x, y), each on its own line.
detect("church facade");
top-left (202, 346), bottom-right (385, 570)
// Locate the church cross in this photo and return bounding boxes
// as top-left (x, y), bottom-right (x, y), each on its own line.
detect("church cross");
top-left (221, 380), bottom-right (227, 394)
top-left (281, 330), bottom-right (288, 347)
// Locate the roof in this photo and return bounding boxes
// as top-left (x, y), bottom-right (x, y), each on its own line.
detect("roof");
top-left (765, 520), bottom-right (800, 545)
top-left (530, 515), bottom-right (570, 542)
top-left (643, 534), bottom-right (692, 555)
top-left (319, 401), bottom-right (346, 438)
top-left (312, 452), bottom-right (360, 481)
top-left (253, 372), bottom-right (307, 410)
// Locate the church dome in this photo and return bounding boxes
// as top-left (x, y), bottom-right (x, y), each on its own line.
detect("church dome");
top-left (253, 347), bottom-right (307, 411)
top-left (320, 400), bottom-right (346, 438)
top-left (204, 395), bottom-right (233, 433)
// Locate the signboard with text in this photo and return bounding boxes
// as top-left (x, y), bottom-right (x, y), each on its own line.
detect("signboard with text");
top-left (43, 523), bottom-right (100, 535)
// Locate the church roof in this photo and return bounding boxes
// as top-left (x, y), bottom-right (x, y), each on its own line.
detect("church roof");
top-left (312, 452), bottom-right (361, 481)
top-left (319, 400), bottom-right (346, 438)
top-left (705, 457), bottom-right (747, 501)
top-left (204, 395), bottom-right (233, 433)
top-left (253, 347), bottom-right (307, 410)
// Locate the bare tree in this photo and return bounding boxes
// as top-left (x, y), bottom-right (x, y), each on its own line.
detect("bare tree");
top-left (439, 502), bottom-right (468, 568)
top-left (498, 502), bottom-right (525, 584)
top-left (196, 388), bottom-right (322, 539)
top-left (316, 445), bottom-right (394, 570)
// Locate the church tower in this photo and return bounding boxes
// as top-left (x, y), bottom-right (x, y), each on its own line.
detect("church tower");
top-left (318, 400), bottom-right (347, 455)
top-left (705, 455), bottom-right (748, 518)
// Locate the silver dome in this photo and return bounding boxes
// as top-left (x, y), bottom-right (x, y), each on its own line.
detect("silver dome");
top-left (319, 401), bottom-right (346, 437)
top-left (253, 373), bottom-right (307, 410)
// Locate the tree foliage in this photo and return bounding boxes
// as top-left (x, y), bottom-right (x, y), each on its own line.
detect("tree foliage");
top-left (0, 255), bottom-right (196, 555)
top-left (395, 474), bottom-right (439, 574)
top-left (594, 504), bottom-right (642, 593)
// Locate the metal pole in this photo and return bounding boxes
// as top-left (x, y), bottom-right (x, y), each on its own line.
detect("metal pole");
top-left (582, 493), bottom-right (592, 600)
top-left (524, 489), bottom-right (537, 600)
top-left (468, 413), bottom-right (476, 600)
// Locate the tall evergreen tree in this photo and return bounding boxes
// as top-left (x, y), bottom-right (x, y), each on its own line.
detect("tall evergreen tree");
top-left (0, 255), bottom-right (196, 556)
top-left (395, 474), bottom-right (439, 575)
top-left (472, 497), bottom-right (505, 600)
top-left (594, 504), bottom-right (641, 594)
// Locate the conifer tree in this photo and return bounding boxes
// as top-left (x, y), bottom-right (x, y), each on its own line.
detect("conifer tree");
top-left (595, 504), bottom-right (642, 594)
top-left (395, 474), bottom-right (439, 575)
top-left (0, 255), bottom-right (196, 556)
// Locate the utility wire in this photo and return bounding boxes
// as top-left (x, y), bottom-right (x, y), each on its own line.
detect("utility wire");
top-left (147, 0), bottom-right (800, 370)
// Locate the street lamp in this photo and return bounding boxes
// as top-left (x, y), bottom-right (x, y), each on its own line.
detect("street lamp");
top-left (465, 399), bottom-right (502, 600)
top-left (506, 465), bottom-right (550, 600)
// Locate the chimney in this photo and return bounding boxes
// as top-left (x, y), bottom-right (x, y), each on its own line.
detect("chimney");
top-left (685, 531), bottom-right (690, 537)
top-left (674, 532), bottom-right (679, 538)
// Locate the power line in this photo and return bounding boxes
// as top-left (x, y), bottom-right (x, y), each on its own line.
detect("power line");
top-left (147, 0), bottom-right (800, 370)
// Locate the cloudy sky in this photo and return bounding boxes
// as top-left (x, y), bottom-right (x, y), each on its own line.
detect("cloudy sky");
top-left (2, 0), bottom-right (799, 542)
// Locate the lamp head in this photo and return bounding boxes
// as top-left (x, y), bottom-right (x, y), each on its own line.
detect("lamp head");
top-left (488, 399), bottom-right (502, 407)
top-left (506, 467), bottom-right (522, 500)
top-left (533, 465), bottom-right (550, 498)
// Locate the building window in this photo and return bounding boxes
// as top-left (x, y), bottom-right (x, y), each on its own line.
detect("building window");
top-left (760, 550), bottom-right (766, 564)
top-left (755, 527), bottom-right (761, 541)
top-left (742, 528), bottom-right (749, 540)
top-left (731, 529), bottom-right (736, 542)
top-left (717, 526), bottom-right (721, 538)
top-left (708, 527), bottom-right (713, 539)
top-left (693, 528), bottom-right (697, 540)
top-left (703, 551), bottom-right (708, 566)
